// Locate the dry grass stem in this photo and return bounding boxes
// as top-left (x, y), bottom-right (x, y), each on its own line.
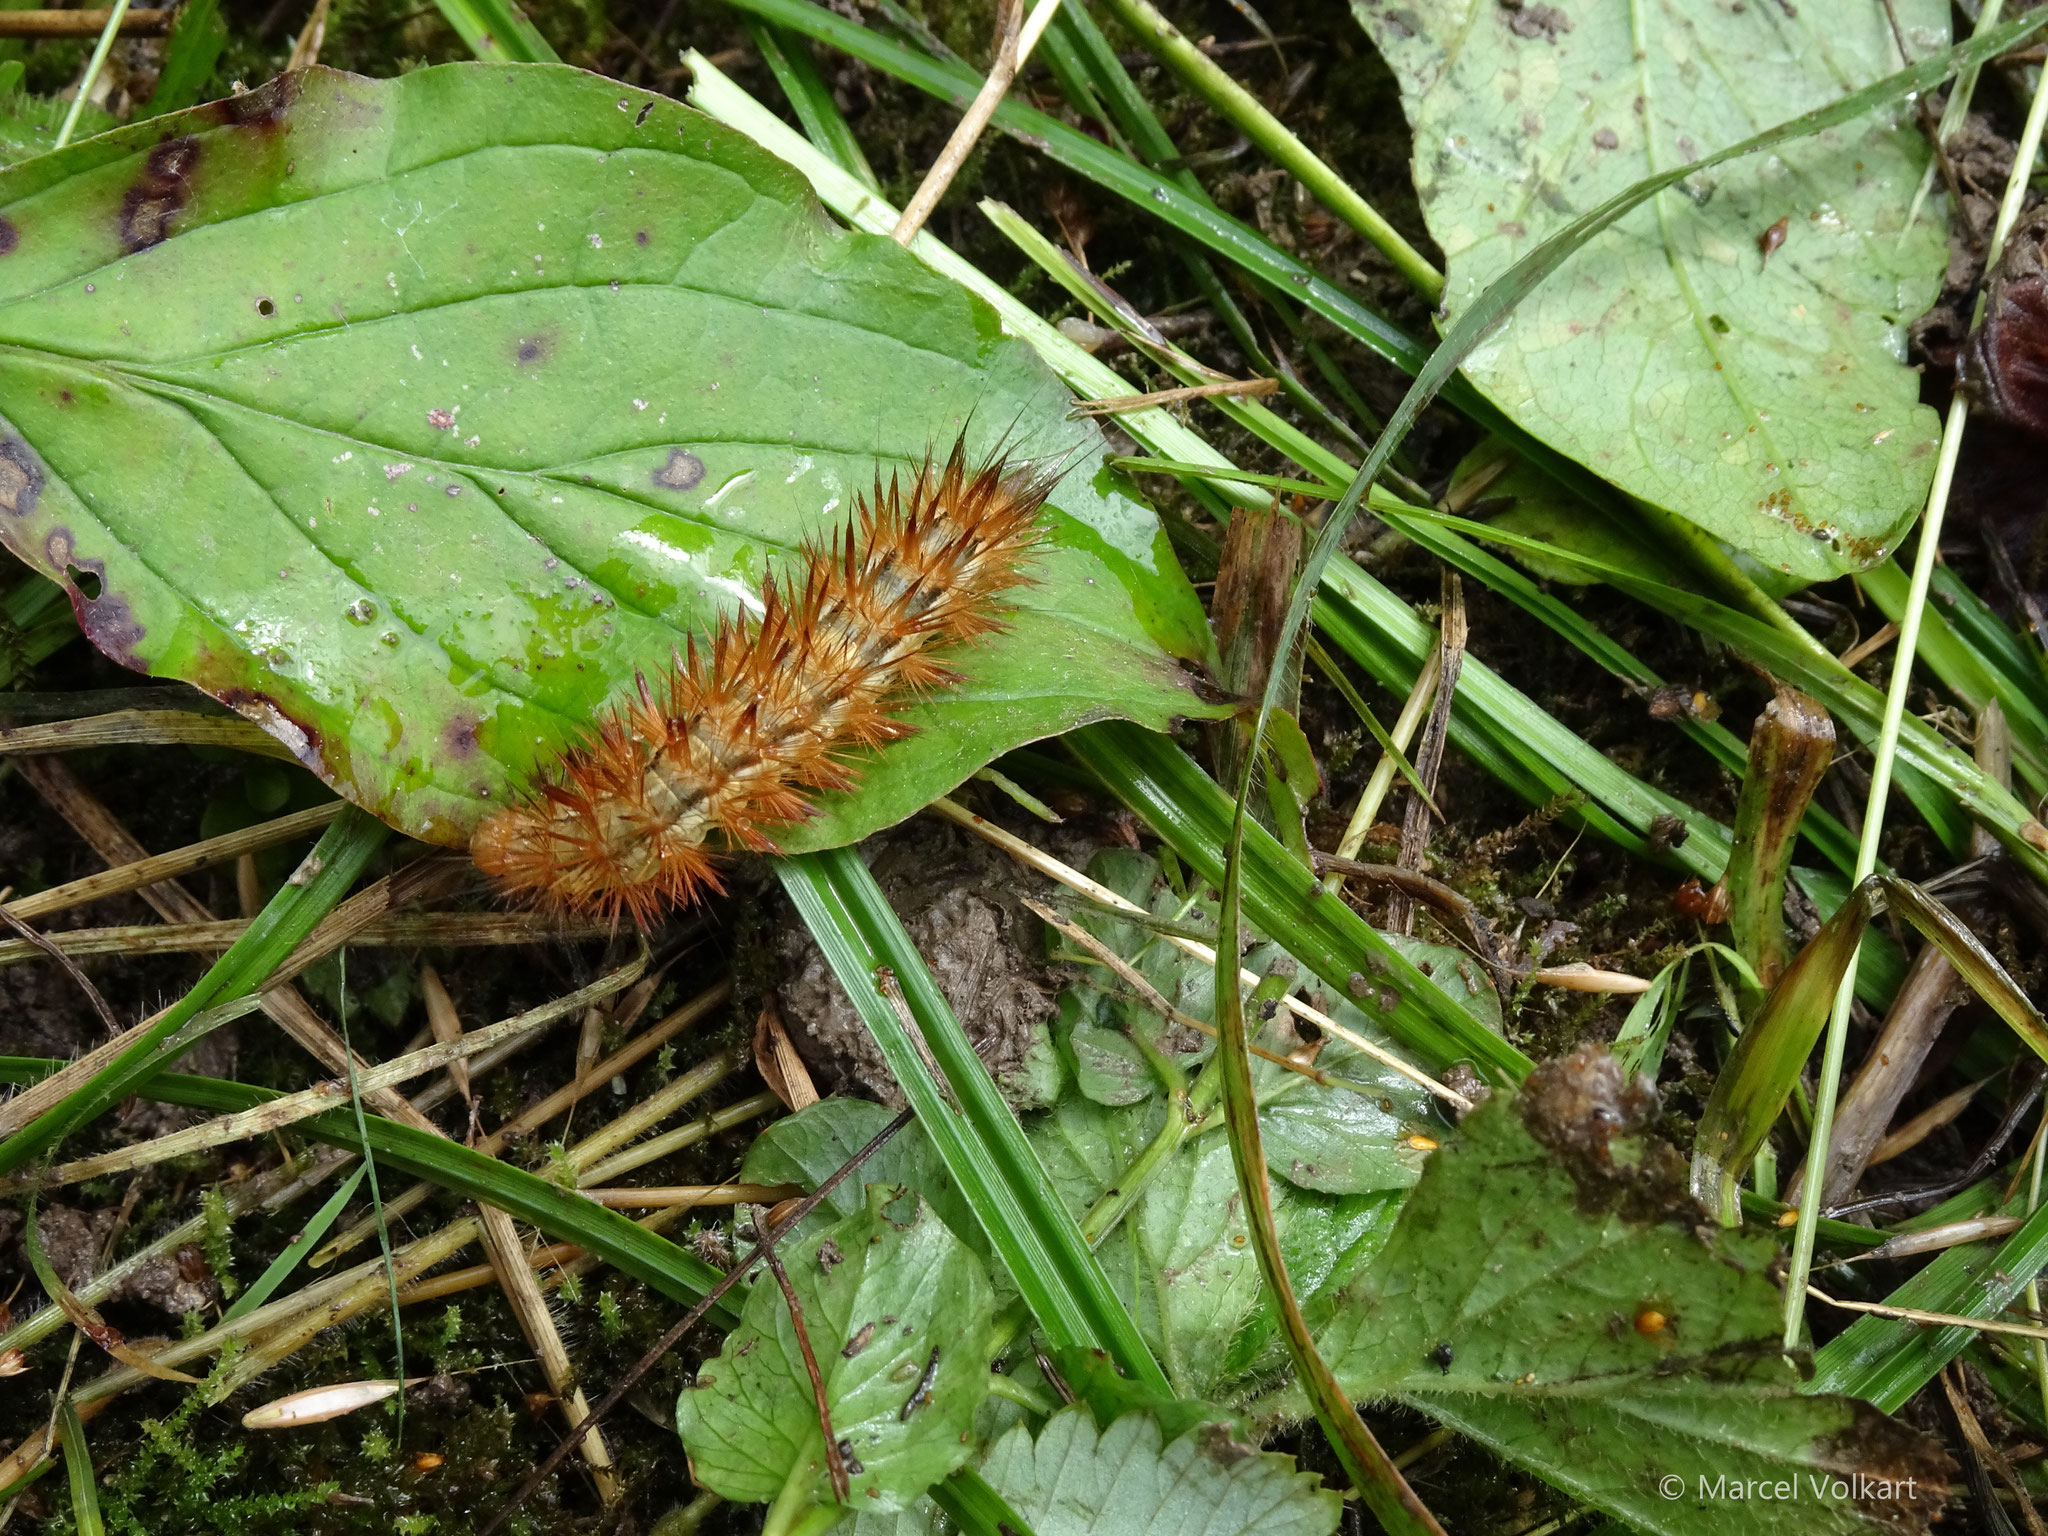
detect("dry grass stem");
top-left (582, 1183), bottom-right (801, 1208)
top-left (3, 960), bottom-right (646, 1191)
top-left (1, 802), bottom-right (344, 924)
top-left (929, 795), bottom-right (1470, 1109)
top-left (420, 964), bottom-right (472, 1106)
top-left (890, 0), bottom-right (1033, 243)
top-left (313, 977), bottom-right (735, 1266)
top-left (1329, 651), bottom-right (1441, 879)
top-left (1870, 1077), bottom-right (1990, 1167)
top-left (0, 911), bottom-right (611, 969)
top-left (0, 7), bottom-right (168, 33)
top-left (1527, 963), bottom-right (1653, 995)
top-left (572, 1092), bottom-right (782, 1187)
top-left (1025, 895), bottom-right (1366, 1094)
top-left (1388, 571), bottom-right (1466, 936)
top-left (1806, 1285), bottom-right (2048, 1341)
top-left (1069, 377), bottom-right (1279, 415)
top-left (0, 710), bottom-right (289, 758)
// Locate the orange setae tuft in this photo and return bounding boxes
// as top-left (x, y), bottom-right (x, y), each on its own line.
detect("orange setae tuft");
top-left (470, 437), bottom-right (1054, 924)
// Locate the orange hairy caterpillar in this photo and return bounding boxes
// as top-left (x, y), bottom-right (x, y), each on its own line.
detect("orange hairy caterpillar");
top-left (469, 438), bottom-right (1055, 925)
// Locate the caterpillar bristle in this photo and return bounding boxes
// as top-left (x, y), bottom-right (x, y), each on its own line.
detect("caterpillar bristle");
top-left (470, 435), bottom-right (1054, 924)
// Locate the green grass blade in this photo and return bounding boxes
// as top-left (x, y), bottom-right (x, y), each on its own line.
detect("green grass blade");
top-left (56, 1403), bottom-right (101, 1536)
top-left (1809, 1190), bottom-right (2048, 1409)
top-left (1429, 515), bottom-right (2044, 880)
top-left (221, 1163), bottom-right (367, 1323)
top-left (710, 0), bottom-right (1455, 395)
top-left (1929, 564), bottom-right (2048, 722)
top-left (140, 0), bottom-right (227, 115)
top-left (930, 1469), bottom-right (1037, 1536)
top-left (1861, 557), bottom-right (2048, 791)
top-left (1694, 872), bottom-right (2048, 1226)
top-left (776, 847), bottom-right (1170, 1393)
top-left (1368, 503), bottom-right (1864, 877)
top-left (427, 0), bottom-right (554, 61)
top-left (0, 577), bottom-right (74, 690)
top-left (1070, 720), bottom-right (1532, 1084)
top-left (1690, 883), bottom-right (1877, 1224)
top-left (1209, 781), bottom-right (1445, 1535)
top-left (747, 17), bottom-right (880, 189)
top-left (0, 807), bottom-right (390, 1179)
top-left (0, 1058), bottom-right (736, 1324)
top-left (1093, 0), bottom-right (1441, 300)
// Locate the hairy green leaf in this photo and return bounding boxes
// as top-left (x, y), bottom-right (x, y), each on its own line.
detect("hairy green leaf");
top-left (1316, 1055), bottom-right (1951, 1535)
top-left (976, 1407), bottom-right (1339, 1536)
top-left (676, 1185), bottom-right (995, 1514)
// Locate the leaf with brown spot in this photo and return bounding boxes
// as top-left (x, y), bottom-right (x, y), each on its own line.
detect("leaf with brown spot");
top-left (0, 64), bottom-right (1219, 855)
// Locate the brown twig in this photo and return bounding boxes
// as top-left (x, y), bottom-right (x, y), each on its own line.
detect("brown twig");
top-left (1069, 377), bottom-right (1279, 415)
top-left (1309, 853), bottom-right (1507, 986)
top-left (1388, 572), bottom-right (1465, 935)
top-left (4, 801), bottom-right (344, 923)
top-left (0, 902), bottom-right (120, 1038)
top-left (760, 1205), bottom-right (851, 1504)
top-left (478, 1108), bottom-right (916, 1536)
top-left (0, 8), bottom-right (167, 35)
top-left (891, 0), bottom-right (1027, 244)
top-left (0, 911), bottom-right (611, 968)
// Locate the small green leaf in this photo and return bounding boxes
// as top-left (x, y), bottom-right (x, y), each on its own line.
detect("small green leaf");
top-left (1029, 1093), bottom-right (1403, 1404)
top-left (739, 1097), bottom-right (977, 1257)
top-left (976, 1407), bottom-right (1340, 1536)
top-left (1354, 0), bottom-right (1948, 579)
top-left (0, 64), bottom-right (1217, 854)
top-left (676, 1184), bottom-right (995, 1513)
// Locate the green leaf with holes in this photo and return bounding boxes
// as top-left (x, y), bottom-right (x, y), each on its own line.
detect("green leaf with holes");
top-left (1353, 0), bottom-right (1949, 579)
top-left (675, 1183), bottom-right (995, 1516)
top-left (0, 63), bottom-right (1216, 850)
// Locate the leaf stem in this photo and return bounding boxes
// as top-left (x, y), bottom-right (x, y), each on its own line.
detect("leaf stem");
top-left (1782, 54), bottom-right (2048, 1349)
top-left (52, 0), bottom-right (129, 149)
top-left (1094, 0), bottom-right (1442, 300)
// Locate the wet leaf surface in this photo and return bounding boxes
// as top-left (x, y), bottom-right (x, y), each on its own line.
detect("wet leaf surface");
top-left (1352, 0), bottom-right (1949, 579)
top-left (0, 63), bottom-right (1216, 850)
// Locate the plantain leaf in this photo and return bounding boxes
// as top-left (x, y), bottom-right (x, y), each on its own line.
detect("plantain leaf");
top-left (0, 63), bottom-right (1216, 853)
top-left (1353, 0), bottom-right (1949, 580)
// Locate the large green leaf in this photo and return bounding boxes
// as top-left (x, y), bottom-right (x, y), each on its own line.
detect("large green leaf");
top-left (676, 1184), bottom-right (996, 1516)
top-left (1352, 0), bottom-right (1948, 580)
top-left (1314, 1053), bottom-right (1952, 1536)
top-left (0, 63), bottom-right (1214, 851)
